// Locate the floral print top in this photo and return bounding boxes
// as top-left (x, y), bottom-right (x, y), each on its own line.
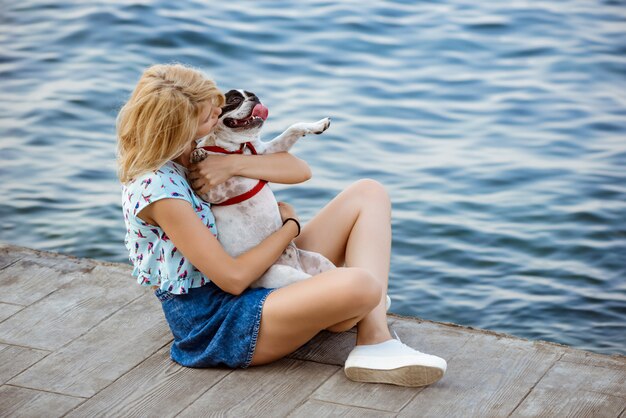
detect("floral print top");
top-left (121, 161), bottom-right (218, 294)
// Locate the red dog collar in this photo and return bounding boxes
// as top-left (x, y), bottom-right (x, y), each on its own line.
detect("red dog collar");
top-left (200, 142), bottom-right (267, 206)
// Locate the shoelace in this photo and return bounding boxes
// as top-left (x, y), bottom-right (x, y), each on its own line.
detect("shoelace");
top-left (392, 329), bottom-right (424, 354)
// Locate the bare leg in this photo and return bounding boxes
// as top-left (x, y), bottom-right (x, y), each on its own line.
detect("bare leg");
top-left (250, 267), bottom-right (381, 365)
top-left (294, 179), bottom-right (393, 345)
top-left (250, 179), bottom-right (394, 366)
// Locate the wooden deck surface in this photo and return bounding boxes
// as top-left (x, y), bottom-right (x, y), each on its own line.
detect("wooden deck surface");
top-left (0, 243), bottom-right (624, 417)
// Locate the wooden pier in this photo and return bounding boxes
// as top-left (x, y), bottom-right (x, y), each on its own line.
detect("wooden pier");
top-left (0, 243), bottom-right (624, 417)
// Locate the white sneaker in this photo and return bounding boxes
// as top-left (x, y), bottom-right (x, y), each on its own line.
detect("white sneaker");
top-left (344, 337), bottom-right (447, 387)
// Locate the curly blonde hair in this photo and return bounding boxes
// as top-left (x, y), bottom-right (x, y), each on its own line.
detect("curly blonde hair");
top-left (116, 63), bottom-right (225, 183)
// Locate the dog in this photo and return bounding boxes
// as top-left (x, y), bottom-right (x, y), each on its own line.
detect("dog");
top-left (190, 89), bottom-right (335, 288)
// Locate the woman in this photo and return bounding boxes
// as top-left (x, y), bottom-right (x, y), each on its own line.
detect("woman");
top-left (118, 63), bottom-right (446, 387)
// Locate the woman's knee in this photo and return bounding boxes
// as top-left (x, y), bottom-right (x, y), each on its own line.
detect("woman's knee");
top-left (341, 267), bottom-right (383, 313)
top-left (351, 179), bottom-right (391, 209)
top-left (323, 268), bottom-right (380, 333)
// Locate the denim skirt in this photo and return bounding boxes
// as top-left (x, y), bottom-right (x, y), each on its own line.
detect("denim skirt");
top-left (155, 281), bottom-right (276, 368)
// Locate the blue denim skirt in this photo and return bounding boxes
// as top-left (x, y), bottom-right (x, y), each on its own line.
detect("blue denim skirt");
top-left (155, 282), bottom-right (276, 368)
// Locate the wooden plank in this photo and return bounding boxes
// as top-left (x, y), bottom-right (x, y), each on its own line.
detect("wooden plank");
top-left (0, 264), bottom-right (144, 350)
top-left (0, 302), bottom-right (22, 323)
top-left (309, 318), bottom-right (473, 412)
top-left (310, 368), bottom-right (419, 413)
top-left (67, 346), bottom-right (231, 417)
top-left (0, 253), bottom-right (22, 271)
top-left (178, 358), bottom-right (338, 417)
top-left (510, 359), bottom-right (626, 418)
top-left (288, 399), bottom-right (396, 417)
top-left (0, 245), bottom-right (624, 417)
top-left (8, 292), bottom-right (172, 398)
top-left (386, 317), bottom-right (475, 359)
top-left (0, 250), bottom-right (94, 306)
top-left (0, 344), bottom-right (49, 384)
top-left (0, 244), bottom-right (94, 270)
top-left (559, 348), bottom-right (626, 371)
top-left (289, 316), bottom-right (397, 366)
top-left (397, 334), bottom-right (561, 418)
top-left (0, 385), bottom-right (84, 417)
top-left (290, 331), bottom-right (356, 366)
top-left (0, 243), bottom-right (29, 270)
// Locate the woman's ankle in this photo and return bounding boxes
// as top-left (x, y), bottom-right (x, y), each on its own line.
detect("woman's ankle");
top-left (355, 328), bottom-right (393, 346)
top-left (355, 304), bottom-right (393, 345)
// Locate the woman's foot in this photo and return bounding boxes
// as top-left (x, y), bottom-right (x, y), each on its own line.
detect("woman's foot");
top-left (344, 338), bottom-right (447, 387)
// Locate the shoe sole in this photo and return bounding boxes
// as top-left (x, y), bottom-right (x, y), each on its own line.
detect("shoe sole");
top-left (345, 365), bottom-right (444, 387)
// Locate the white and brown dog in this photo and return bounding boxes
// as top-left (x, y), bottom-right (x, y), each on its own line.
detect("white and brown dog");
top-left (191, 89), bottom-right (335, 288)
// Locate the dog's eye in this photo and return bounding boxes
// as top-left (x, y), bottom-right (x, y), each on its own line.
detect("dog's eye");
top-left (227, 97), bottom-right (241, 104)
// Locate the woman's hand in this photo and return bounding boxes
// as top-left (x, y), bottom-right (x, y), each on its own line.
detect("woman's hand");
top-left (188, 154), bottom-right (239, 195)
top-left (278, 201), bottom-right (298, 223)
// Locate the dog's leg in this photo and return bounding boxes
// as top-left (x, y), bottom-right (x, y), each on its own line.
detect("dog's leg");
top-left (258, 117), bottom-right (331, 154)
top-left (251, 263), bottom-right (311, 288)
top-left (297, 249), bottom-right (336, 275)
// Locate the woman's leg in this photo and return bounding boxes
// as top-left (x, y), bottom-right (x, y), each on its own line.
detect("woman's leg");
top-left (295, 179), bottom-right (393, 345)
top-left (250, 267), bottom-right (382, 365)
top-left (251, 179), bottom-right (393, 365)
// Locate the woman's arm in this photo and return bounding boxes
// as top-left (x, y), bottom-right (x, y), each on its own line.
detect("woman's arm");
top-left (234, 152), bottom-right (312, 184)
top-left (139, 199), bottom-right (299, 295)
top-left (189, 152), bottom-right (311, 196)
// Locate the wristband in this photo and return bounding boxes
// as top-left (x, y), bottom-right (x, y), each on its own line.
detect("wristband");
top-left (282, 218), bottom-right (300, 237)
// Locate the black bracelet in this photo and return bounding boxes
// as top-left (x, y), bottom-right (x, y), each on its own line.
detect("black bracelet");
top-left (282, 218), bottom-right (300, 237)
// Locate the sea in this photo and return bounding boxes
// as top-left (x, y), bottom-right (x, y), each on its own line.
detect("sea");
top-left (0, 0), bottom-right (624, 355)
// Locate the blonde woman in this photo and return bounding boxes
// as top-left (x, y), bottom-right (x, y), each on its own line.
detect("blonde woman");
top-left (118, 63), bottom-right (446, 387)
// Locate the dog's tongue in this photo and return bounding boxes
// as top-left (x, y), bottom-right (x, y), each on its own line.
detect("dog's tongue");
top-left (252, 103), bottom-right (269, 121)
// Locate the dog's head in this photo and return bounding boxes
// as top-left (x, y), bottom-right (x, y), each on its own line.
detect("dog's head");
top-left (200, 89), bottom-right (269, 147)
top-left (221, 89), bottom-right (268, 131)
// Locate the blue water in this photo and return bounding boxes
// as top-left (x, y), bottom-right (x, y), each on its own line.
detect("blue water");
top-left (1, 1), bottom-right (625, 355)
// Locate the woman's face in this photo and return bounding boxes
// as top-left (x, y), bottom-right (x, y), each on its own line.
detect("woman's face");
top-left (195, 101), bottom-right (222, 139)
top-left (174, 101), bottom-right (221, 167)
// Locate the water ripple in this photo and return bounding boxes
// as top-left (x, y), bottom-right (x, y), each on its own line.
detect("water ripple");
top-left (1, 0), bottom-right (625, 355)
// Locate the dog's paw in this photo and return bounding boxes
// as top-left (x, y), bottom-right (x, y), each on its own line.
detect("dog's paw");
top-left (311, 117), bottom-right (331, 135)
top-left (292, 117), bottom-right (331, 137)
top-left (190, 148), bottom-right (208, 164)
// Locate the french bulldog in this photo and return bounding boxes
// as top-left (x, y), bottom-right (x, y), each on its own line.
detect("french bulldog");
top-left (191, 89), bottom-right (335, 288)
